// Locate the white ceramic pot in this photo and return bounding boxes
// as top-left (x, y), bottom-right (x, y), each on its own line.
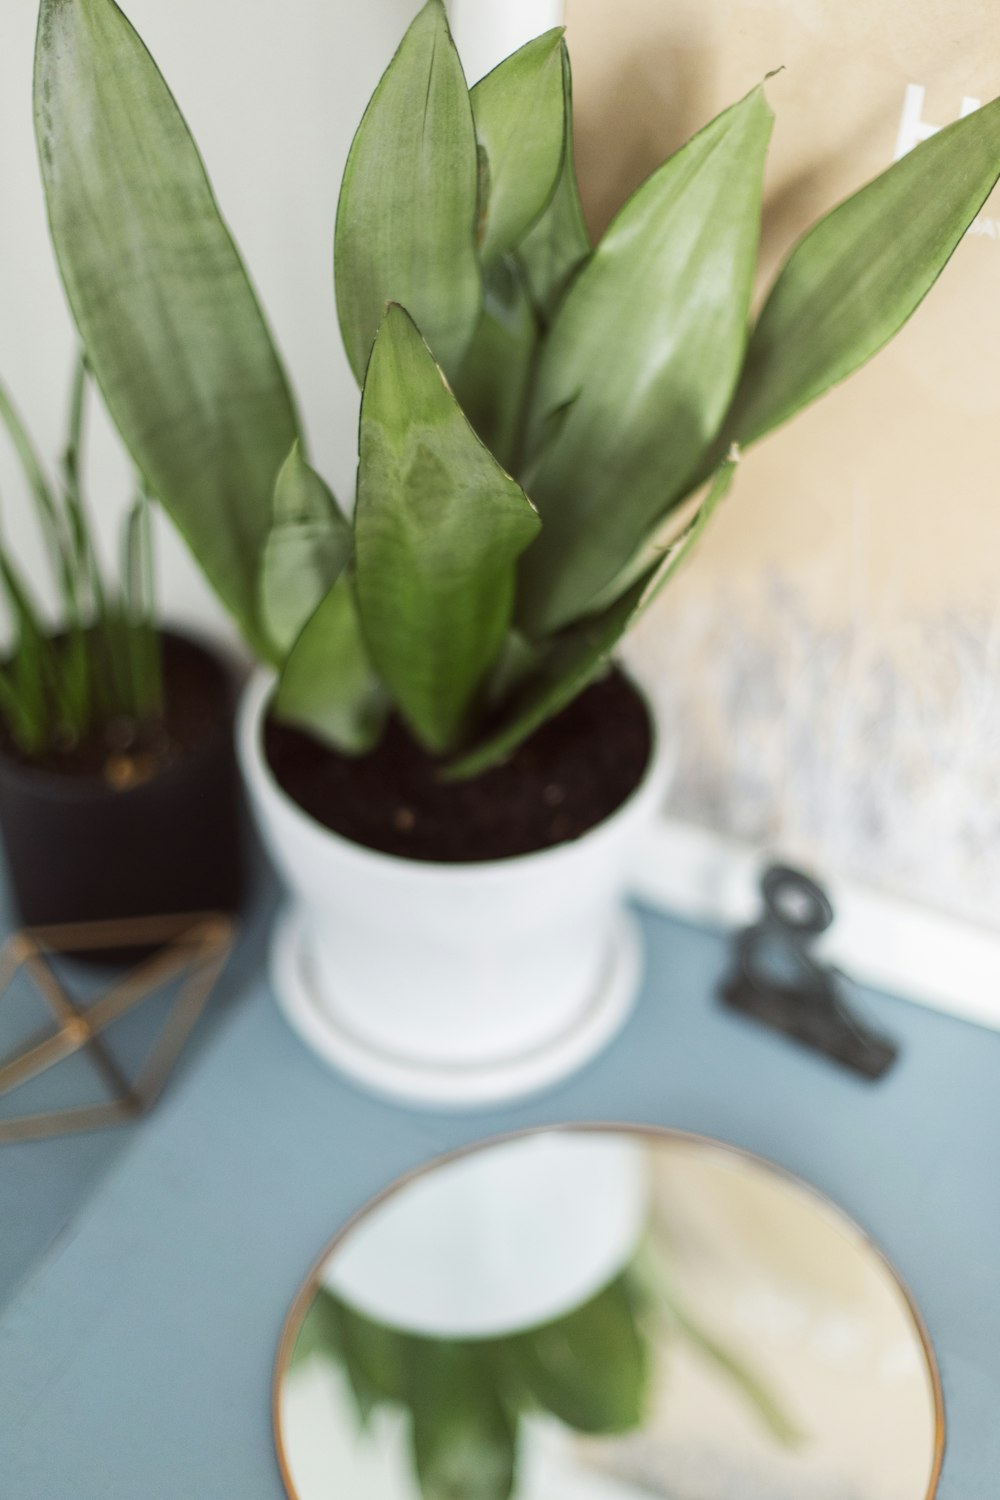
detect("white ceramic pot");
top-left (238, 670), bottom-right (672, 1107)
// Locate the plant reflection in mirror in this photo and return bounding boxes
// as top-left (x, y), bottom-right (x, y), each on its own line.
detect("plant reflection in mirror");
top-left (290, 1245), bottom-right (795, 1500)
top-left (0, 356), bottom-right (161, 773)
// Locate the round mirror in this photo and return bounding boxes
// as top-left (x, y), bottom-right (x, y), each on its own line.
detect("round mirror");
top-left (275, 1128), bottom-right (942, 1500)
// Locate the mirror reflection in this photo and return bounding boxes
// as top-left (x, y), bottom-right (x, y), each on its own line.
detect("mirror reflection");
top-left (276, 1129), bottom-right (940, 1500)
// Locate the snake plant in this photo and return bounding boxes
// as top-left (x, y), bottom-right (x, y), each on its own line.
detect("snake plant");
top-left (33, 0), bottom-right (1000, 776)
top-left (0, 357), bottom-right (160, 764)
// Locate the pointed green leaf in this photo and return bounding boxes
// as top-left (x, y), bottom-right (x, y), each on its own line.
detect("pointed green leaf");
top-left (334, 0), bottom-right (481, 384)
top-left (408, 1341), bottom-right (517, 1500)
top-left (355, 306), bottom-right (539, 754)
top-left (507, 1276), bottom-right (647, 1435)
top-left (728, 95), bottom-right (1000, 446)
top-left (516, 85), bottom-right (772, 636)
top-left (452, 257), bottom-right (538, 470)
top-left (445, 580), bottom-right (644, 782)
top-left (258, 442), bottom-right (353, 661)
top-left (290, 1289), bottom-right (344, 1373)
top-left (448, 462), bottom-right (735, 778)
top-left (34, 0), bottom-right (300, 655)
top-left (471, 28), bottom-right (565, 265)
top-left (517, 44), bottom-right (591, 325)
top-left (274, 575), bottom-right (387, 756)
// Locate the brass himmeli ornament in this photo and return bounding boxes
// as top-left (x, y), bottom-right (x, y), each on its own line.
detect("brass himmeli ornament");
top-left (0, 912), bottom-right (234, 1144)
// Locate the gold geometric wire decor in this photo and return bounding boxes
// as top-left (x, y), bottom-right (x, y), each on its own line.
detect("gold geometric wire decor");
top-left (0, 911), bottom-right (235, 1144)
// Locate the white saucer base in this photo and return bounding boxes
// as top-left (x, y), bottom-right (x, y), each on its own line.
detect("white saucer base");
top-left (270, 909), bottom-right (643, 1109)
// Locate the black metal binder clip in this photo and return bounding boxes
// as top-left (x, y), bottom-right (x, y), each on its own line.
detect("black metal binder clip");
top-left (719, 863), bottom-right (898, 1080)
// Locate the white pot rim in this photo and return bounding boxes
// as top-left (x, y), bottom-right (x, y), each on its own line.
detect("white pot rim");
top-left (237, 667), bottom-right (673, 883)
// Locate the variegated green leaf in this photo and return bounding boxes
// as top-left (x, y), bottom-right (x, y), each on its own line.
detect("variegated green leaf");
top-left (471, 27), bottom-right (565, 265)
top-left (445, 577), bottom-right (645, 782)
top-left (728, 94), bottom-right (1000, 446)
top-left (334, 0), bottom-right (481, 384)
top-left (452, 257), bottom-right (538, 470)
top-left (274, 575), bottom-right (386, 756)
top-left (447, 462), bottom-right (735, 779)
top-left (516, 85), bottom-right (772, 636)
top-left (355, 305), bottom-right (539, 754)
top-left (517, 44), bottom-right (591, 325)
top-left (35, 0), bottom-right (300, 656)
top-left (259, 441), bottom-right (352, 660)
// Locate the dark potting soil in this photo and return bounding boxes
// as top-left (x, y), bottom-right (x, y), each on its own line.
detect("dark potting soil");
top-left (0, 632), bottom-right (231, 789)
top-left (264, 668), bottom-right (653, 863)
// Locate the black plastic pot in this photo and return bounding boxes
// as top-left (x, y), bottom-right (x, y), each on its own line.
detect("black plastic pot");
top-left (0, 631), bottom-right (245, 941)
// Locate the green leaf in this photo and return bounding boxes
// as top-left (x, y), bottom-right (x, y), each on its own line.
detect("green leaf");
top-left (355, 305), bottom-right (540, 754)
top-left (452, 257), bottom-right (538, 471)
top-left (122, 489), bottom-right (162, 721)
top-left (516, 84), bottom-right (773, 636)
top-left (290, 1288), bottom-right (344, 1373)
top-left (445, 582), bottom-right (643, 782)
top-left (506, 1276), bottom-right (647, 1435)
top-left (447, 460), bottom-right (735, 780)
top-left (0, 375), bottom-right (80, 629)
top-left (258, 442), bottom-right (353, 660)
top-left (336, 1300), bottom-right (410, 1414)
top-left (0, 666), bottom-right (42, 758)
top-left (516, 44), bottom-right (591, 325)
top-left (470, 28), bottom-right (565, 265)
top-left (60, 354), bottom-right (107, 626)
top-left (669, 1295), bottom-right (802, 1446)
top-left (274, 574), bottom-right (386, 756)
top-left (727, 94), bottom-right (1000, 446)
top-left (408, 1341), bottom-right (517, 1500)
top-left (334, 0), bottom-right (481, 385)
top-left (0, 550), bottom-right (61, 753)
top-left (35, 0), bottom-right (300, 655)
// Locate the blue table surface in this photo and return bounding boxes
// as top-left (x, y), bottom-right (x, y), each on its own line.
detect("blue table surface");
top-left (0, 872), bottom-right (998, 1500)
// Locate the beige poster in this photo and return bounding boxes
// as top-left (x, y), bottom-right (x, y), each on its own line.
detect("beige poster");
top-left (567, 0), bottom-right (1000, 926)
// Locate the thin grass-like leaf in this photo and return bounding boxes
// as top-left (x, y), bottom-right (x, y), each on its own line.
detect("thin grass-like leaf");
top-left (122, 489), bottom-right (162, 721)
top-left (0, 548), bottom-right (61, 753)
top-left (60, 354), bottom-right (124, 719)
top-left (0, 377), bottom-right (78, 624)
